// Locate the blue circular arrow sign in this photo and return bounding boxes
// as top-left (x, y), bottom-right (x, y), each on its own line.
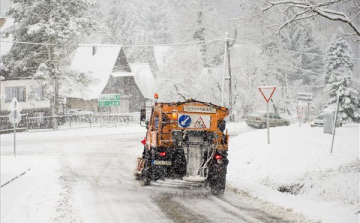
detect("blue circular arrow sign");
top-left (179, 115), bottom-right (191, 128)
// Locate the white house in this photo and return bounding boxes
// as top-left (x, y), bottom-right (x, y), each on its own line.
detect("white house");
top-left (0, 18), bottom-right (50, 113)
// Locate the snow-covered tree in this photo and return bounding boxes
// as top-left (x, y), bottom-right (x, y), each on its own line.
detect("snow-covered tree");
top-left (324, 31), bottom-right (359, 122)
top-left (104, 0), bottom-right (140, 45)
top-left (2, 0), bottom-right (97, 128)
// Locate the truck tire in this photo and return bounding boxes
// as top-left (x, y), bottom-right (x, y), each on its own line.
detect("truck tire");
top-left (141, 147), bottom-right (152, 186)
top-left (141, 169), bottom-right (151, 186)
top-left (209, 163), bottom-right (226, 195)
top-left (172, 150), bottom-right (187, 178)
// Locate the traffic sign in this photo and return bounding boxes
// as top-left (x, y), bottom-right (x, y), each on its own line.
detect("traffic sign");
top-left (98, 94), bottom-right (120, 107)
top-left (258, 86), bottom-right (276, 103)
top-left (8, 97), bottom-right (22, 112)
top-left (258, 86), bottom-right (276, 144)
top-left (179, 115), bottom-right (191, 128)
top-left (98, 101), bottom-right (120, 107)
top-left (297, 109), bottom-right (304, 118)
top-left (9, 110), bottom-right (22, 124)
top-left (297, 93), bottom-right (312, 102)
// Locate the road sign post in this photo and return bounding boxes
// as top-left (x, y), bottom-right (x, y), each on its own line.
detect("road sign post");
top-left (258, 86), bottom-right (276, 144)
top-left (8, 97), bottom-right (22, 157)
top-left (297, 93), bottom-right (312, 122)
top-left (98, 94), bottom-right (120, 127)
top-left (297, 106), bottom-right (304, 127)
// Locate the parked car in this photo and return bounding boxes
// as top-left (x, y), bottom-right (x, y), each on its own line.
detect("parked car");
top-left (246, 111), bottom-right (290, 129)
top-left (310, 114), bottom-right (342, 127)
top-left (66, 109), bottom-right (95, 115)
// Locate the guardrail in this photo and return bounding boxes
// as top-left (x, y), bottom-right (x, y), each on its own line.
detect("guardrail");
top-left (0, 112), bottom-right (140, 134)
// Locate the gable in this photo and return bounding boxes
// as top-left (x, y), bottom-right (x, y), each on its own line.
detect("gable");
top-left (61, 45), bottom-right (131, 100)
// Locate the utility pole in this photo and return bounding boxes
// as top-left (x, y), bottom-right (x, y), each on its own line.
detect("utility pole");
top-left (226, 36), bottom-right (232, 122)
top-left (221, 32), bottom-right (227, 107)
top-left (225, 18), bottom-right (240, 121)
top-left (222, 18), bottom-right (240, 117)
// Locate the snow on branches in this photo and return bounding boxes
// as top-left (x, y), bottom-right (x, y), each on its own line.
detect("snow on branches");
top-left (256, 0), bottom-right (360, 40)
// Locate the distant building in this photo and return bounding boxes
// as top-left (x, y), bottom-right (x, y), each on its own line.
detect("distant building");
top-left (63, 45), bottom-right (157, 113)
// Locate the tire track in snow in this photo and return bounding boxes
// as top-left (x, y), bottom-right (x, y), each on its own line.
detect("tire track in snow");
top-left (53, 157), bottom-right (83, 223)
top-left (154, 194), bottom-right (211, 223)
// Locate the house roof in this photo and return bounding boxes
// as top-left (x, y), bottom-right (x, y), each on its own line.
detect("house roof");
top-left (129, 63), bottom-right (156, 99)
top-left (61, 45), bottom-right (124, 99)
top-left (154, 46), bottom-right (170, 72)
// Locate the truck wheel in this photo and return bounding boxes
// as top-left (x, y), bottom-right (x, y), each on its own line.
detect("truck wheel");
top-left (173, 151), bottom-right (186, 178)
top-left (140, 147), bottom-right (152, 186)
top-left (141, 168), bottom-right (151, 186)
top-left (209, 163), bottom-right (226, 196)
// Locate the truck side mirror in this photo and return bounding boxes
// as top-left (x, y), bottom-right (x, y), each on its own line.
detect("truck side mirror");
top-left (145, 120), bottom-right (149, 129)
top-left (140, 108), bottom-right (146, 122)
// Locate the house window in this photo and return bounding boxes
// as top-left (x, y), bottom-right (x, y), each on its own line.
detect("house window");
top-left (34, 86), bottom-right (44, 101)
top-left (5, 86), bottom-right (26, 103)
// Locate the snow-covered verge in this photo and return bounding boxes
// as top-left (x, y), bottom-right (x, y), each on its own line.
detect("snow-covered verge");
top-left (227, 123), bottom-right (359, 223)
top-left (1, 156), bottom-right (61, 223)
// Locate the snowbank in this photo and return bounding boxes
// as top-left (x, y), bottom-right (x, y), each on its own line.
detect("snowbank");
top-left (227, 123), bottom-right (359, 223)
top-left (1, 156), bottom-right (61, 223)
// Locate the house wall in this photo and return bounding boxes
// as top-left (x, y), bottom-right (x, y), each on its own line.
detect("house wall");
top-left (0, 79), bottom-right (50, 112)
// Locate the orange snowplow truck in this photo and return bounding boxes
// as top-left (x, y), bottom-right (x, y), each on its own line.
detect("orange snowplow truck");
top-left (135, 96), bottom-right (229, 195)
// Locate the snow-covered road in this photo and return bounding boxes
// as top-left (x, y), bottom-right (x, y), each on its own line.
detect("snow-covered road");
top-left (1, 125), bottom-right (304, 223)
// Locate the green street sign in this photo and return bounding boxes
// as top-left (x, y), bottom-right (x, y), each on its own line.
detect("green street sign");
top-left (98, 94), bottom-right (120, 107)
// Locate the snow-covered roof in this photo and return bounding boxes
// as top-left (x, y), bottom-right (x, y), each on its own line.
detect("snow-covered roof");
top-left (154, 46), bottom-right (170, 72)
top-left (0, 18), bottom-right (14, 56)
top-left (129, 63), bottom-right (156, 99)
top-left (61, 45), bottom-right (122, 99)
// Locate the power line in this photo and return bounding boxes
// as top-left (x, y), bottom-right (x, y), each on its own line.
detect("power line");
top-left (231, 39), bottom-right (360, 61)
top-left (2, 38), bottom-right (360, 60)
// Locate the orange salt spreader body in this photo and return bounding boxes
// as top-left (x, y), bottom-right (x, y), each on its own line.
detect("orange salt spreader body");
top-left (136, 97), bottom-right (230, 195)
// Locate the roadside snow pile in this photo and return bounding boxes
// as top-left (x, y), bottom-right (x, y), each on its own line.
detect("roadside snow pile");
top-left (227, 123), bottom-right (359, 223)
top-left (1, 156), bottom-right (61, 223)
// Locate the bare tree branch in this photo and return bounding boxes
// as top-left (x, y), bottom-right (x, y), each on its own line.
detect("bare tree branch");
top-left (172, 84), bottom-right (187, 100)
top-left (255, 0), bottom-right (360, 38)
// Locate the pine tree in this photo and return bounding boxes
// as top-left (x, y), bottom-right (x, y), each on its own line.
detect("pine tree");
top-left (2, 0), bottom-right (97, 128)
top-left (324, 32), bottom-right (359, 123)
